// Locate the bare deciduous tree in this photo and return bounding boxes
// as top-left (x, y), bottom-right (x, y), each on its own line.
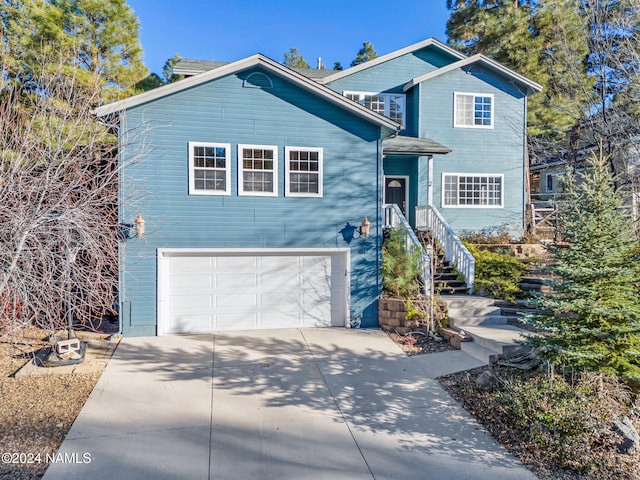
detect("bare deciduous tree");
top-left (0, 61), bottom-right (134, 339)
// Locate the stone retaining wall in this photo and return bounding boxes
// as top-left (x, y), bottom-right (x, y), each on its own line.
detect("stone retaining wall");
top-left (378, 297), bottom-right (420, 329)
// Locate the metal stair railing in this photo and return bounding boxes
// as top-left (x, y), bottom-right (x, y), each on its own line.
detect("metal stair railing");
top-left (383, 204), bottom-right (432, 297)
top-left (415, 205), bottom-right (475, 294)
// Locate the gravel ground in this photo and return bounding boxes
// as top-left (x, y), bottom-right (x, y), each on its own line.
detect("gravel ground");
top-left (440, 366), bottom-right (640, 480)
top-left (0, 328), bottom-right (104, 480)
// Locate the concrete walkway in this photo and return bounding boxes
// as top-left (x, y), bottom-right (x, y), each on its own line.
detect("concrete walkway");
top-left (43, 328), bottom-right (537, 480)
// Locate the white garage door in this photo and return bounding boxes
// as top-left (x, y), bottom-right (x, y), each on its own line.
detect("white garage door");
top-left (158, 249), bottom-right (349, 334)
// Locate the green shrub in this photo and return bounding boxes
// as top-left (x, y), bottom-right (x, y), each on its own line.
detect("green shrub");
top-left (465, 243), bottom-right (527, 302)
top-left (382, 227), bottom-right (421, 298)
top-left (491, 370), bottom-right (631, 474)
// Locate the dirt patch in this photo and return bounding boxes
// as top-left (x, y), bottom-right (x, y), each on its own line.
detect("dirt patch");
top-left (0, 327), bottom-right (107, 480)
top-left (385, 329), bottom-right (457, 355)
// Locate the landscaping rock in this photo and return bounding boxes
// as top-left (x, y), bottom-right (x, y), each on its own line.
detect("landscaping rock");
top-left (475, 370), bottom-right (500, 391)
top-left (614, 416), bottom-right (640, 454)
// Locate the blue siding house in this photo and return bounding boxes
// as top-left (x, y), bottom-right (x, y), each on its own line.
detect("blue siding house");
top-left (96, 38), bottom-right (541, 337)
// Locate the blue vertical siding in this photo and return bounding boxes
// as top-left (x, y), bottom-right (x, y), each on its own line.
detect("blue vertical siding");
top-left (119, 67), bottom-right (385, 335)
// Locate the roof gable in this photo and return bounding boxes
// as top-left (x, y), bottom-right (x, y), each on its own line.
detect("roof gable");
top-left (173, 59), bottom-right (338, 81)
top-left (403, 54), bottom-right (542, 95)
top-left (94, 54), bottom-right (400, 135)
top-left (317, 38), bottom-right (466, 85)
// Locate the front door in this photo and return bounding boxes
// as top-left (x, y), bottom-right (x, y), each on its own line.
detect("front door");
top-left (384, 177), bottom-right (408, 216)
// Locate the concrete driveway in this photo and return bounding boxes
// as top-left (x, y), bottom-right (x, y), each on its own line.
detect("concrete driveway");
top-left (43, 328), bottom-right (537, 480)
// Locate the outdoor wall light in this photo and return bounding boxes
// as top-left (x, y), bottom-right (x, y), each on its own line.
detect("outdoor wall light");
top-left (360, 217), bottom-right (370, 238)
top-left (134, 214), bottom-right (145, 238)
top-left (118, 214), bottom-right (146, 240)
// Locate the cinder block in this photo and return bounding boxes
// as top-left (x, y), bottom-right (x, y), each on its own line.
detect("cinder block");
top-left (386, 317), bottom-right (401, 327)
top-left (386, 298), bottom-right (407, 312)
top-left (56, 338), bottom-right (81, 355)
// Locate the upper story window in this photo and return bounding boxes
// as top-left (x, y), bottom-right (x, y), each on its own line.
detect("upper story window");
top-left (443, 173), bottom-right (503, 208)
top-left (343, 91), bottom-right (406, 129)
top-left (454, 92), bottom-right (494, 128)
top-left (285, 147), bottom-right (323, 197)
top-left (188, 142), bottom-right (231, 195)
top-left (238, 144), bottom-right (278, 196)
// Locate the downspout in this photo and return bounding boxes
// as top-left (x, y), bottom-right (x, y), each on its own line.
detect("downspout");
top-left (427, 155), bottom-right (434, 206)
top-left (377, 134), bottom-right (383, 300)
top-left (110, 112), bottom-right (124, 341)
top-left (523, 96), bottom-right (529, 234)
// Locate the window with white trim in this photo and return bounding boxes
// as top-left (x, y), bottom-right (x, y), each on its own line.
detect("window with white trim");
top-left (442, 174), bottom-right (503, 207)
top-left (285, 147), bottom-right (323, 197)
top-left (238, 144), bottom-right (278, 196)
top-left (344, 91), bottom-right (406, 128)
top-left (454, 92), bottom-right (494, 128)
top-left (188, 142), bottom-right (231, 195)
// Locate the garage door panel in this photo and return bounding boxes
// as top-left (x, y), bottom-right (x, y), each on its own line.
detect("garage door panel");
top-left (161, 250), bottom-right (348, 333)
top-left (215, 312), bottom-right (258, 331)
top-left (214, 273), bottom-right (258, 293)
top-left (169, 257), bottom-right (212, 273)
top-left (261, 275), bottom-right (300, 293)
top-left (215, 256), bottom-right (258, 272)
top-left (170, 294), bottom-right (212, 311)
top-left (260, 314), bottom-right (300, 328)
top-left (170, 273), bottom-right (213, 290)
top-left (260, 290), bottom-right (299, 308)
top-left (216, 293), bottom-right (258, 310)
top-left (169, 314), bottom-right (212, 333)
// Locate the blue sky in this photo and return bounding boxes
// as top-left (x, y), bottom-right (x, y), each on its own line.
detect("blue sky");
top-left (127, 0), bottom-right (452, 76)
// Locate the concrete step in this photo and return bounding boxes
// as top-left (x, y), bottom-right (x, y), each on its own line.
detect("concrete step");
top-left (437, 286), bottom-right (469, 295)
top-left (521, 276), bottom-right (551, 285)
top-left (460, 341), bottom-right (495, 364)
top-left (519, 282), bottom-right (552, 293)
top-left (449, 315), bottom-right (508, 328)
top-left (459, 325), bottom-right (529, 358)
top-left (448, 305), bottom-right (503, 318)
top-left (435, 272), bottom-right (460, 281)
top-left (443, 295), bottom-right (496, 310)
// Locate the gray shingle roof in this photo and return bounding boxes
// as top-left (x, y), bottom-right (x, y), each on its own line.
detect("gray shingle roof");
top-left (173, 59), bottom-right (338, 80)
top-left (383, 136), bottom-right (451, 155)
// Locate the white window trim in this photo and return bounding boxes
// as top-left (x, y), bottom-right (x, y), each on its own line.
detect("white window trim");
top-left (188, 141), bottom-right (231, 196)
top-left (343, 90), bottom-right (406, 129)
top-left (441, 173), bottom-right (504, 208)
top-left (237, 144), bottom-right (278, 197)
top-left (285, 146), bottom-right (323, 198)
top-left (453, 92), bottom-right (494, 129)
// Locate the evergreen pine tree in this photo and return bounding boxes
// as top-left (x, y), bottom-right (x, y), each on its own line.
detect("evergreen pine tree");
top-left (446, 0), bottom-right (590, 141)
top-left (525, 148), bottom-right (640, 383)
top-left (283, 48), bottom-right (310, 69)
top-left (350, 42), bottom-right (377, 67)
top-left (382, 228), bottom-right (421, 298)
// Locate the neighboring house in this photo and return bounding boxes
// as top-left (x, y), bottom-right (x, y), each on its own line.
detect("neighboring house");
top-left (530, 127), bottom-right (640, 235)
top-left (95, 38), bottom-right (541, 336)
top-left (530, 159), bottom-right (568, 201)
